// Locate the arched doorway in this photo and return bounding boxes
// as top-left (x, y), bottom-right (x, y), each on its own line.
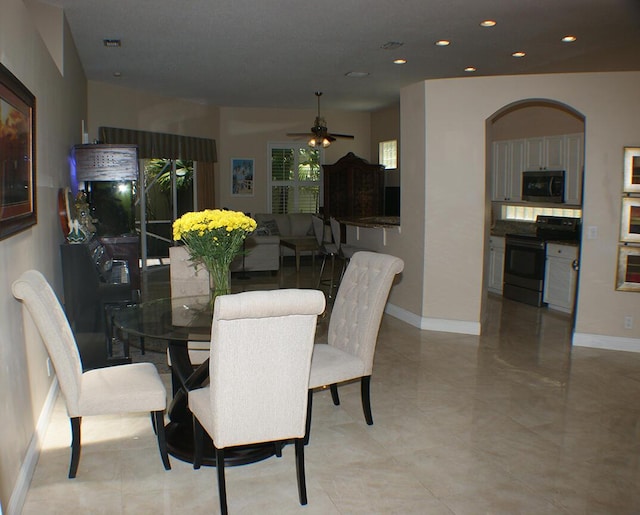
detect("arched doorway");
top-left (485, 98), bottom-right (586, 327)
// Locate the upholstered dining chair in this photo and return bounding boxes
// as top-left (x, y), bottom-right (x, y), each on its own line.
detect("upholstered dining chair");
top-left (169, 245), bottom-right (210, 366)
top-left (12, 270), bottom-right (171, 478)
top-left (305, 251), bottom-right (404, 441)
top-left (312, 215), bottom-right (339, 295)
top-left (189, 288), bottom-right (326, 515)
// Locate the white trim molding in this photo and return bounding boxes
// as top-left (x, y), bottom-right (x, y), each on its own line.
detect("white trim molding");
top-left (573, 332), bottom-right (640, 353)
top-left (8, 378), bottom-right (58, 515)
top-left (385, 303), bottom-right (481, 336)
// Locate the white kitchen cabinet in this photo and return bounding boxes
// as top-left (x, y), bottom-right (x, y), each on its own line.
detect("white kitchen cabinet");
top-left (492, 139), bottom-right (524, 201)
top-left (488, 236), bottom-right (505, 294)
top-left (525, 135), bottom-right (565, 171)
top-left (564, 133), bottom-right (584, 205)
top-left (544, 243), bottom-right (579, 313)
top-left (494, 133), bottom-right (584, 205)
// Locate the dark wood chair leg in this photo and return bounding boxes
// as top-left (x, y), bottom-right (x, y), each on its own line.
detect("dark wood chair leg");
top-left (150, 412), bottom-right (157, 434)
top-left (304, 389), bottom-right (313, 445)
top-left (193, 416), bottom-right (204, 469)
top-left (361, 375), bottom-right (373, 425)
top-left (274, 441), bottom-right (283, 457)
top-left (68, 417), bottom-right (81, 479)
top-left (295, 438), bottom-right (308, 505)
top-left (153, 411), bottom-right (171, 470)
top-left (216, 446), bottom-right (228, 515)
top-left (330, 383), bottom-right (340, 405)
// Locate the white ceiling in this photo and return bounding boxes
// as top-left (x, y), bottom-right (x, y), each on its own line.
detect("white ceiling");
top-left (46, 0), bottom-right (640, 111)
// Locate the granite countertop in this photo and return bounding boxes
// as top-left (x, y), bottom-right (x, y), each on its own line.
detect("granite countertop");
top-left (490, 220), bottom-right (536, 237)
top-left (340, 216), bottom-right (400, 228)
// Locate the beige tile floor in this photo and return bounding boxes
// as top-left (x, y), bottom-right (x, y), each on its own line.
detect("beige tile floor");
top-left (22, 258), bottom-right (640, 514)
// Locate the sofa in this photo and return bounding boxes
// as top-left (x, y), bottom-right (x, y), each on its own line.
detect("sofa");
top-left (230, 213), bottom-right (317, 273)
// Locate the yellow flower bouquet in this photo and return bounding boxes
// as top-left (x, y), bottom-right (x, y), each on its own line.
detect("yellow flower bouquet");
top-left (173, 209), bottom-right (257, 301)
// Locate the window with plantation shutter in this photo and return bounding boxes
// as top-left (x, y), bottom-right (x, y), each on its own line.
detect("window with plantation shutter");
top-left (269, 143), bottom-right (322, 214)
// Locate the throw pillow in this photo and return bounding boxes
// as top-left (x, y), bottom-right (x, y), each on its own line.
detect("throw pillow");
top-left (261, 219), bottom-right (280, 236)
top-left (254, 226), bottom-right (270, 236)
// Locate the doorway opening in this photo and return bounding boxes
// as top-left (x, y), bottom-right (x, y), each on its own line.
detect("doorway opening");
top-left (485, 98), bottom-right (585, 327)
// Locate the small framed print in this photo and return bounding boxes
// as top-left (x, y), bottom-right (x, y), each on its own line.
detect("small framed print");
top-left (231, 158), bottom-right (254, 196)
top-left (616, 244), bottom-right (640, 291)
top-left (623, 147), bottom-right (640, 194)
top-left (620, 198), bottom-right (640, 242)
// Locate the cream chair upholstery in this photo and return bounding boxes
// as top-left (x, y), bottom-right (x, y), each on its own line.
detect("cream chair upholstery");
top-left (312, 215), bottom-right (339, 295)
top-left (169, 245), bottom-right (210, 297)
top-left (12, 270), bottom-right (170, 478)
top-left (169, 245), bottom-right (210, 366)
top-left (189, 289), bottom-right (326, 514)
top-left (306, 252), bottom-right (404, 440)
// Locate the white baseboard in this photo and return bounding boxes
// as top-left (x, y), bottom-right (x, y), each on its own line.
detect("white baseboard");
top-left (385, 303), bottom-right (481, 335)
top-left (8, 378), bottom-right (58, 515)
top-left (573, 332), bottom-right (640, 353)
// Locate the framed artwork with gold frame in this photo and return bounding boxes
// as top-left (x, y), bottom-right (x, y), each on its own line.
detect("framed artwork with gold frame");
top-left (0, 63), bottom-right (36, 240)
top-left (620, 197), bottom-right (640, 242)
top-left (623, 147), bottom-right (640, 193)
top-left (616, 244), bottom-right (640, 291)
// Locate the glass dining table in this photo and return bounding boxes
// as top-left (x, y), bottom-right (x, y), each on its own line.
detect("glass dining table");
top-left (112, 294), bottom-right (278, 467)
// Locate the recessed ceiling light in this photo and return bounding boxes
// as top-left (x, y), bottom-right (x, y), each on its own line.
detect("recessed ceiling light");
top-left (480, 20), bottom-right (496, 27)
top-left (113, 71), bottom-right (122, 77)
top-left (562, 35), bottom-right (577, 43)
top-left (393, 59), bottom-right (407, 65)
top-left (512, 51), bottom-right (526, 58)
top-left (103, 39), bottom-right (121, 48)
top-left (464, 66), bottom-right (477, 72)
top-left (435, 40), bottom-right (451, 47)
top-left (345, 71), bottom-right (370, 78)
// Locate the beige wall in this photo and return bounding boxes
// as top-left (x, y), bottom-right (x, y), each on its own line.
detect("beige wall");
top-left (218, 106), bottom-right (371, 215)
top-left (0, 1), bottom-right (87, 511)
top-left (393, 71), bottom-right (640, 348)
top-left (492, 104), bottom-right (584, 140)
top-left (87, 85), bottom-right (372, 216)
top-left (87, 81), bottom-right (221, 145)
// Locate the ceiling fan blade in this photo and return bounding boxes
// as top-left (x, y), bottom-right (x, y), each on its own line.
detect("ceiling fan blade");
top-left (329, 133), bottom-right (355, 139)
top-left (286, 132), bottom-right (313, 137)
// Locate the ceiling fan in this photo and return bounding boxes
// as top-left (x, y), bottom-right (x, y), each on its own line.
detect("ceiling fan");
top-left (287, 91), bottom-right (354, 148)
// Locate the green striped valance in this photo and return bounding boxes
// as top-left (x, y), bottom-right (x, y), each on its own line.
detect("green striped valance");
top-left (98, 126), bottom-right (217, 162)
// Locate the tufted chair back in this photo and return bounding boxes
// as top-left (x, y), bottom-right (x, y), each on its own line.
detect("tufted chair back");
top-left (327, 251), bottom-right (404, 376)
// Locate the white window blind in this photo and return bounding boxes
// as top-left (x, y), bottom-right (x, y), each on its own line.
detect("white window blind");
top-left (269, 144), bottom-right (322, 214)
top-left (379, 140), bottom-right (397, 169)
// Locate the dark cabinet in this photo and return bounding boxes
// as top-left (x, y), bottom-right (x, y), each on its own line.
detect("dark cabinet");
top-left (60, 242), bottom-right (136, 368)
top-left (323, 152), bottom-right (385, 220)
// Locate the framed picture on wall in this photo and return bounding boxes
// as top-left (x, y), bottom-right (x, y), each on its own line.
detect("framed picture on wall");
top-left (0, 63), bottom-right (36, 240)
top-left (623, 147), bottom-right (640, 194)
top-left (231, 158), bottom-right (254, 197)
top-left (620, 197), bottom-right (640, 242)
top-left (616, 244), bottom-right (640, 291)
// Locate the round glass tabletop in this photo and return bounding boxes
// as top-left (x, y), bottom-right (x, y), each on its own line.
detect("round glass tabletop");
top-left (112, 295), bottom-right (213, 342)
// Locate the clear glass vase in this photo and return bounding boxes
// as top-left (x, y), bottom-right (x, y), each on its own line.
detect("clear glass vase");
top-left (207, 261), bottom-right (231, 308)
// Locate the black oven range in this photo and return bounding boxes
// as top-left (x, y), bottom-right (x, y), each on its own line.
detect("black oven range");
top-left (503, 216), bottom-right (581, 307)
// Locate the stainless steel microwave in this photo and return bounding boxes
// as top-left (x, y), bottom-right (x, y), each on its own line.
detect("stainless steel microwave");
top-left (522, 170), bottom-right (565, 203)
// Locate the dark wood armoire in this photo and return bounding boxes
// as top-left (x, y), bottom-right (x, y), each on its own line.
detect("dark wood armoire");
top-left (322, 152), bottom-right (385, 220)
